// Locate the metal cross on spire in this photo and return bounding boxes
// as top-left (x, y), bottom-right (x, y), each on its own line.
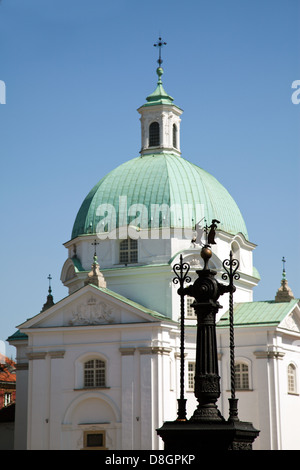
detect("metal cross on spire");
top-left (47, 274), bottom-right (52, 295)
top-left (282, 256), bottom-right (286, 279)
top-left (91, 239), bottom-right (99, 258)
top-left (154, 37), bottom-right (167, 66)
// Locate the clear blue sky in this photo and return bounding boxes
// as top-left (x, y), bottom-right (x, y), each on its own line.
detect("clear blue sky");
top-left (0, 0), bottom-right (299, 358)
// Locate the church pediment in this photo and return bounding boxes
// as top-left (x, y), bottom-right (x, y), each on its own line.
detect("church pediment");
top-left (279, 305), bottom-right (300, 333)
top-left (17, 285), bottom-right (166, 331)
top-left (67, 295), bottom-right (116, 326)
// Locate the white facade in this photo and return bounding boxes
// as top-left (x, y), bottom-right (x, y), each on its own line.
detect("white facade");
top-left (10, 279), bottom-right (300, 450)
top-left (11, 284), bottom-right (196, 450)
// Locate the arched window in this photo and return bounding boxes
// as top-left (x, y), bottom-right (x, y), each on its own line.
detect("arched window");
top-left (149, 122), bottom-right (160, 147)
top-left (288, 363), bottom-right (297, 394)
top-left (84, 359), bottom-right (106, 388)
top-left (235, 362), bottom-right (249, 390)
top-left (119, 239), bottom-right (138, 264)
top-left (173, 124), bottom-right (177, 148)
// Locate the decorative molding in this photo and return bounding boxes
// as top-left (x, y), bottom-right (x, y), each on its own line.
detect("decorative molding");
top-left (157, 347), bottom-right (172, 355)
top-left (137, 346), bottom-right (172, 355)
top-left (15, 362), bottom-right (28, 370)
top-left (280, 313), bottom-right (300, 333)
top-left (254, 351), bottom-right (285, 360)
top-left (26, 351), bottom-right (65, 360)
top-left (68, 297), bottom-right (115, 326)
top-left (49, 351), bottom-right (65, 359)
top-left (119, 347), bottom-right (136, 356)
top-left (189, 257), bottom-right (202, 267)
top-left (27, 352), bottom-right (47, 360)
top-left (174, 352), bottom-right (187, 359)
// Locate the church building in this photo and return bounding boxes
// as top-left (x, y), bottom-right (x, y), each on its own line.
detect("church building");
top-left (8, 48), bottom-right (300, 450)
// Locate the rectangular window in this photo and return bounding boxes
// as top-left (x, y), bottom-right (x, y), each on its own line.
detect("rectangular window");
top-left (186, 297), bottom-right (196, 318)
top-left (84, 359), bottom-right (105, 387)
top-left (288, 364), bottom-right (297, 394)
top-left (120, 239), bottom-right (138, 264)
top-left (83, 431), bottom-right (107, 450)
top-left (187, 362), bottom-right (195, 391)
top-left (235, 363), bottom-right (249, 390)
top-left (4, 392), bottom-right (12, 407)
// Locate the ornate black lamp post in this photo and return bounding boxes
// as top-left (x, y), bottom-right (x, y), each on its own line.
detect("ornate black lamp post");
top-left (157, 221), bottom-right (259, 450)
top-left (181, 242), bottom-right (232, 423)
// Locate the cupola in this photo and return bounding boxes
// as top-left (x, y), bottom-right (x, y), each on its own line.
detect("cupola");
top-left (275, 257), bottom-right (294, 302)
top-left (137, 66), bottom-right (183, 157)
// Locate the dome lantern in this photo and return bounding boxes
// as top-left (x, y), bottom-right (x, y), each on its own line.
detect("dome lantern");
top-left (137, 41), bottom-right (183, 157)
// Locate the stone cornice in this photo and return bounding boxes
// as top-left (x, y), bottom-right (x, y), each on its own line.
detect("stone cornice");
top-left (254, 351), bottom-right (285, 360)
top-left (15, 362), bottom-right (29, 370)
top-left (27, 352), bottom-right (47, 360)
top-left (137, 346), bottom-right (172, 355)
top-left (174, 352), bottom-right (187, 359)
top-left (27, 351), bottom-right (65, 360)
top-left (119, 347), bottom-right (136, 356)
top-left (48, 351), bottom-right (65, 359)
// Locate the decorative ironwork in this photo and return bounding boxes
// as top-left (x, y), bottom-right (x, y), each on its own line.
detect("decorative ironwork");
top-left (154, 37), bottom-right (167, 66)
top-left (157, 226), bottom-right (259, 449)
top-left (172, 254), bottom-right (191, 420)
top-left (282, 256), bottom-right (286, 279)
top-left (47, 274), bottom-right (52, 295)
top-left (222, 250), bottom-right (240, 421)
top-left (91, 239), bottom-right (99, 256)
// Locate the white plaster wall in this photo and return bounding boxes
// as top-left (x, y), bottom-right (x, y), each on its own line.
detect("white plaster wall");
top-left (22, 318), bottom-right (181, 450)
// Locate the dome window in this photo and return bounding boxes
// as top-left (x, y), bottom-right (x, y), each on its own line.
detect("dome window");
top-left (149, 122), bottom-right (160, 147)
top-left (173, 124), bottom-right (177, 148)
top-left (119, 239), bottom-right (138, 264)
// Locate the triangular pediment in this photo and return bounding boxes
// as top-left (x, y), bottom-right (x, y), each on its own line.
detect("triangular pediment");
top-left (18, 284), bottom-right (167, 330)
top-left (279, 302), bottom-right (300, 333)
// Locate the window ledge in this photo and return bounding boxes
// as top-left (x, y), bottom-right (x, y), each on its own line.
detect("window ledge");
top-left (74, 387), bottom-right (110, 391)
top-left (113, 263), bottom-right (139, 267)
top-left (288, 392), bottom-right (299, 396)
top-left (81, 447), bottom-right (108, 450)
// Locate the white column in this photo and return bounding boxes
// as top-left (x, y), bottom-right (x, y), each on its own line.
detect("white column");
top-left (120, 348), bottom-right (136, 449)
top-left (27, 352), bottom-right (48, 449)
top-left (48, 351), bottom-right (65, 449)
top-left (138, 347), bottom-right (154, 449)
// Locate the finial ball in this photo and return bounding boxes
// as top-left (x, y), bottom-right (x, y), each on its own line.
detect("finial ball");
top-left (156, 67), bottom-right (164, 77)
top-left (201, 246), bottom-right (212, 262)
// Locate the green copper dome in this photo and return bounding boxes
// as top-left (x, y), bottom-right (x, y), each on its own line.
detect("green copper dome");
top-left (71, 153), bottom-right (248, 240)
